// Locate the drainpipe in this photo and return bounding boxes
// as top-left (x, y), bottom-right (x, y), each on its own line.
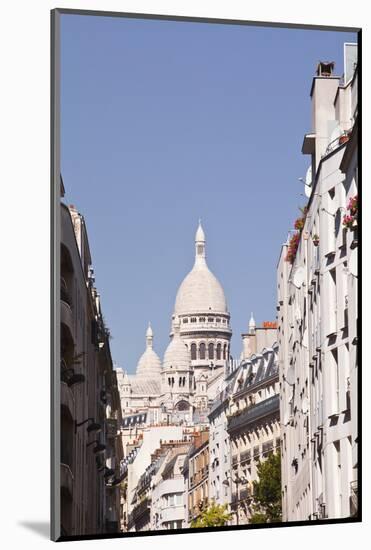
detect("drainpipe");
top-left (304, 234), bottom-right (314, 519)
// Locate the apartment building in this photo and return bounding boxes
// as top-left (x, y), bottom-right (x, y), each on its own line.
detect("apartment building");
top-left (185, 430), bottom-right (210, 525)
top-left (278, 45), bottom-right (358, 521)
top-left (226, 337), bottom-right (280, 525)
top-left (60, 185), bottom-right (123, 536)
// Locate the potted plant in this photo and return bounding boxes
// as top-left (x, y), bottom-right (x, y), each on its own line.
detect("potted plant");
top-left (312, 234), bottom-right (320, 246)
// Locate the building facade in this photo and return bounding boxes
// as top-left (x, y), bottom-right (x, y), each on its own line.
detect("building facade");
top-left (60, 191), bottom-right (123, 536)
top-left (185, 429), bottom-right (210, 525)
top-left (151, 445), bottom-right (191, 530)
top-left (278, 47), bottom-right (358, 521)
top-left (227, 336), bottom-right (280, 525)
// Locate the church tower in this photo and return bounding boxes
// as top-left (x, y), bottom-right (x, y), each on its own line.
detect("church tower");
top-left (171, 221), bottom-right (232, 406)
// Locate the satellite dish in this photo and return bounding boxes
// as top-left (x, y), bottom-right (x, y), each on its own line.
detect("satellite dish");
top-left (302, 397), bottom-right (309, 414)
top-left (349, 248), bottom-right (358, 277)
top-left (304, 165), bottom-right (312, 198)
top-left (293, 267), bottom-right (305, 289)
top-left (286, 366), bottom-right (295, 386)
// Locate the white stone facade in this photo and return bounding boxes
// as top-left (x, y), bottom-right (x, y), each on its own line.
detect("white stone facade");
top-left (278, 48), bottom-right (358, 521)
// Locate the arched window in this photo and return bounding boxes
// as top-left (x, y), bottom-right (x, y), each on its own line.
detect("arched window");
top-left (199, 343), bottom-right (206, 360)
top-left (191, 343), bottom-right (197, 360)
top-left (217, 343), bottom-right (221, 360)
top-left (208, 343), bottom-right (214, 360)
top-left (223, 344), bottom-right (227, 359)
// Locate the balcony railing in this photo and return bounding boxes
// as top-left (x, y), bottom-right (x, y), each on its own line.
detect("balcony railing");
top-left (131, 497), bottom-right (151, 522)
top-left (227, 395), bottom-right (280, 433)
top-left (262, 440), bottom-right (274, 456)
top-left (60, 278), bottom-right (72, 307)
top-left (106, 418), bottom-right (118, 438)
top-left (240, 450), bottom-right (251, 463)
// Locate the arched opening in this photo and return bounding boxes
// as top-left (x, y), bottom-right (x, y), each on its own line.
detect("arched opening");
top-left (199, 343), bottom-right (206, 360)
top-left (216, 343), bottom-right (221, 360)
top-left (223, 344), bottom-right (227, 359)
top-left (191, 343), bottom-right (197, 360)
top-left (176, 400), bottom-right (190, 411)
top-left (208, 343), bottom-right (214, 360)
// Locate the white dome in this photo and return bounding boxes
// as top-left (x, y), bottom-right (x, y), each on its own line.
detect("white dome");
top-left (174, 222), bottom-right (228, 315)
top-left (163, 318), bottom-right (190, 371)
top-left (136, 323), bottom-right (161, 378)
top-left (175, 266), bottom-right (227, 315)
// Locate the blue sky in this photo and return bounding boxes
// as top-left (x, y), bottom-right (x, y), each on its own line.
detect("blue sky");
top-left (60, 15), bottom-right (357, 373)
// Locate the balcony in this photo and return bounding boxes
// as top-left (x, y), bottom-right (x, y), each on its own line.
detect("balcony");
top-left (227, 395), bottom-right (280, 433)
top-left (106, 418), bottom-right (118, 438)
top-left (60, 381), bottom-right (75, 418)
top-left (60, 463), bottom-right (74, 498)
top-left (131, 496), bottom-right (151, 523)
top-left (240, 450), bottom-right (251, 463)
top-left (262, 440), bottom-right (274, 457)
top-left (61, 297), bottom-right (74, 336)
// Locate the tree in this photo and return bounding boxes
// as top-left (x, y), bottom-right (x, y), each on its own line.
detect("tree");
top-left (250, 451), bottom-right (282, 523)
top-left (191, 502), bottom-right (232, 528)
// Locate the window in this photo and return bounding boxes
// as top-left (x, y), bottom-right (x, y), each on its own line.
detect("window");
top-left (216, 343), bottom-right (221, 360)
top-left (199, 316), bottom-right (206, 322)
top-left (191, 317), bottom-right (197, 323)
top-left (183, 318), bottom-right (188, 323)
top-left (208, 343), bottom-right (214, 360)
top-left (223, 344), bottom-right (227, 359)
top-left (332, 348), bottom-right (340, 412)
top-left (191, 343), bottom-right (197, 360)
top-left (208, 317), bottom-right (214, 323)
top-left (200, 343), bottom-right (206, 360)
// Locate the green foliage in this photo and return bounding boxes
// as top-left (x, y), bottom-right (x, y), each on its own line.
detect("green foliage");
top-left (249, 512), bottom-right (268, 524)
top-left (250, 451), bottom-right (282, 523)
top-left (191, 502), bottom-right (232, 528)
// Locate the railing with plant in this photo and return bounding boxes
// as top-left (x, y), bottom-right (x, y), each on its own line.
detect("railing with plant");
top-left (343, 195), bottom-right (358, 230)
top-left (285, 206), bottom-right (308, 264)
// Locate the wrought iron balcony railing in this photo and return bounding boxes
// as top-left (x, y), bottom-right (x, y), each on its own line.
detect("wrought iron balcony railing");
top-left (227, 395), bottom-right (279, 433)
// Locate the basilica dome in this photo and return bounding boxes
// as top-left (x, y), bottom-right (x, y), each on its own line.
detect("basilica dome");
top-left (136, 323), bottom-right (162, 378)
top-left (174, 222), bottom-right (228, 316)
top-left (163, 318), bottom-right (190, 371)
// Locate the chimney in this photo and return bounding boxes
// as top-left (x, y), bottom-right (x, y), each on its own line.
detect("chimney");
top-left (316, 61), bottom-right (335, 77)
top-left (303, 61), bottom-right (340, 172)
